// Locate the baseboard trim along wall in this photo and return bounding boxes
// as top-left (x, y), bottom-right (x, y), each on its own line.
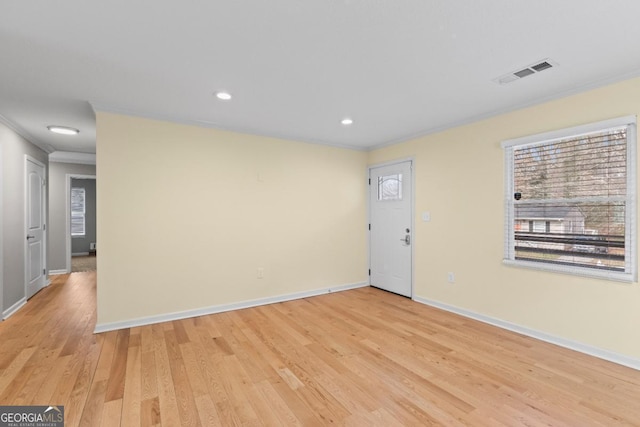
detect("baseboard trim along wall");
top-left (72, 252), bottom-right (89, 256)
top-left (48, 269), bottom-right (69, 275)
top-left (3, 297), bottom-right (26, 320)
top-left (413, 296), bottom-right (640, 372)
top-left (94, 281), bottom-right (368, 333)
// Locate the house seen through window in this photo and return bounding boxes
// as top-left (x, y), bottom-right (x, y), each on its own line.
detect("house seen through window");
top-left (502, 116), bottom-right (637, 281)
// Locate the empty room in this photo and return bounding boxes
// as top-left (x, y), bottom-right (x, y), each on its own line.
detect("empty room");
top-left (1, 1), bottom-right (640, 426)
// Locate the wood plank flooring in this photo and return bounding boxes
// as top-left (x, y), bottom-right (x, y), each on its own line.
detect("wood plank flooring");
top-left (1, 272), bottom-right (640, 426)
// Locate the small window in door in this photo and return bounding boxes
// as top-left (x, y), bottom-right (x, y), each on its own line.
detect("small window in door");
top-left (378, 174), bottom-right (403, 201)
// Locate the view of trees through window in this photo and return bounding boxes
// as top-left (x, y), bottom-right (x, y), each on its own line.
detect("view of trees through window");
top-left (512, 128), bottom-right (627, 271)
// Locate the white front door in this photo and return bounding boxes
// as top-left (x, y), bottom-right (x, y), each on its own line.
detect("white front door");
top-left (369, 161), bottom-right (412, 297)
top-left (26, 157), bottom-right (46, 299)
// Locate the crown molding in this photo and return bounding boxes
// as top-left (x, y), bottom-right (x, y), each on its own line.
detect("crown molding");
top-left (0, 113), bottom-right (55, 154)
top-left (90, 102), bottom-right (368, 152)
top-left (369, 68), bottom-right (640, 151)
top-left (49, 151), bottom-right (96, 165)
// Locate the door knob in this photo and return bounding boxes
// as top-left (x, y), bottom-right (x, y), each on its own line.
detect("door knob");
top-left (26, 235), bottom-right (35, 240)
top-left (400, 235), bottom-right (410, 245)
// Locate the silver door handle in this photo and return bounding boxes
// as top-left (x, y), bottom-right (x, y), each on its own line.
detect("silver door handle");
top-left (26, 235), bottom-right (35, 240)
top-left (400, 235), bottom-right (410, 245)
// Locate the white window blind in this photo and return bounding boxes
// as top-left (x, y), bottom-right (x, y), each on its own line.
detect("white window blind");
top-left (71, 187), bottom-right (86, 237)
top-left (503, 116), bottom-right (637, 282)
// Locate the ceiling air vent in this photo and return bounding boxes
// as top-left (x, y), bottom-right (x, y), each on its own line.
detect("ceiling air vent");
top-left (493, 58), bottom-right (558, 85)
top-left (514, 68), bottom-right (535, 78)
top-left (531, 61), bottom-right (553, 72)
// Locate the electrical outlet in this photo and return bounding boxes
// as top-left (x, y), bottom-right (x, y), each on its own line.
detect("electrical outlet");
top-left (257, 268), bottom-right (264, 279)
top-left (447, 272), bottom-right (455, 283)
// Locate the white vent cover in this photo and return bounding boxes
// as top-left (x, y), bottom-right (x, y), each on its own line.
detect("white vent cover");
top-left (494, 59), bottom-right (558, 85)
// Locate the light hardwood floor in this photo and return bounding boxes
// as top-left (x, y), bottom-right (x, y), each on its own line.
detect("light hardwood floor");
top-left (1, 272), bottom-right (639, 426)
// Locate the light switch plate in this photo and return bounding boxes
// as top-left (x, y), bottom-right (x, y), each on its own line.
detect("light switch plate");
top-left (422, 211), bottom-right (431, 222)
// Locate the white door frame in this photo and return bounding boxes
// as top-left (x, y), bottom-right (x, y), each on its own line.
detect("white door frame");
top-left (0, 144), bottom-right (3, 315)
top-left (367, 157), bottom-right (416, 298)
top-left (24, 155), bottom-right (48, 298)
top-left (66, 174), bottom-right (96, 273)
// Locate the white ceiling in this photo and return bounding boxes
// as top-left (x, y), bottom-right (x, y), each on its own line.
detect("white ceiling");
top-left (2, 1), bottom-right (640, 153)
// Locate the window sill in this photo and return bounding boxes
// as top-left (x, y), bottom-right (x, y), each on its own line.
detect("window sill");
top-left (502, 259), bottom-right (636, 283)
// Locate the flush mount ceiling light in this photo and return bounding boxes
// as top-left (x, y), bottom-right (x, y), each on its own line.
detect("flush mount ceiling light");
top-left (47, 125), bottom-right (79, 135)
top-left (215, 91), bottom-right (232, 101)
top-left (341, 118), bottom-right (353, 126)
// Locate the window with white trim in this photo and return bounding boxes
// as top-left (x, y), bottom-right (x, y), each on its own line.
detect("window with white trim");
top-left (71, 187), bottom-right (86, 237)
top-left (502, 116), bottom-right (637, 281)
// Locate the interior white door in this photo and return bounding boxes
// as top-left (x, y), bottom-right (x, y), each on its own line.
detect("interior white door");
top-left (369, 161), bottom-right (412, 297)
top-left (26, 157), bottom-right (46, 299)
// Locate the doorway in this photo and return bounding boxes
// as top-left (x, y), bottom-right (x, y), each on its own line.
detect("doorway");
top-left (66, 174), bottom-right (97, 273)
top-left (369, 160), bottom-right (413, 297)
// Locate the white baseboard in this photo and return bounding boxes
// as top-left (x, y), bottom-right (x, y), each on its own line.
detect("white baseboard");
top-left (72, 252), bottom-right (89, 257)
top-left (94, 281), bottom-right (368, 333)
top-left (3, 297), bottom-right (26, 320)
top-left (49, 269), bottom-right (69, 275)
top-left (413, 296), bottom-right (640, 371)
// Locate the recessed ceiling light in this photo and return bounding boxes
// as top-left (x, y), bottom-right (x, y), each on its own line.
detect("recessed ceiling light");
top-left (215, 91), bottom-right (232, 101)
top-left (47, 125), bottom-right (79, 135)
top-left (341, 118), bottom-right (353, 126)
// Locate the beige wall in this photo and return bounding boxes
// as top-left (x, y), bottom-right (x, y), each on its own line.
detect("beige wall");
top-left (0, 122), bottom-right (48, 313)
top-left (48, 162), bottom-right (96, 272)
top-left (96, 76), bottom-right (640, 361)
top-left (96, 112), bottom-right (368, 326)
top-left (369, 76), bottom-right (640, 360)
